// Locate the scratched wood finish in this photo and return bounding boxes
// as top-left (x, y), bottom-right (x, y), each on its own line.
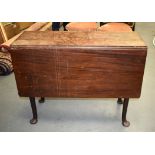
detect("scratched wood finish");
top-left (10, 31), bottom-right (147, 98)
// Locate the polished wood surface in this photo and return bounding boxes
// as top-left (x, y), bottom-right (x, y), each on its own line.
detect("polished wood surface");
top-left (10, 31), bottom-right (147, 98)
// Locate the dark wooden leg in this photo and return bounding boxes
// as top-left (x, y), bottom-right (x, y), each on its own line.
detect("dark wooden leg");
top-left (29, 97), bottom-right (38, 124)
top-left (39, 97), bottom-right (45, 103)
top-left (122, 98), bottom-right (130, 127)
top-left (117, 98), bottom-right (123, 104)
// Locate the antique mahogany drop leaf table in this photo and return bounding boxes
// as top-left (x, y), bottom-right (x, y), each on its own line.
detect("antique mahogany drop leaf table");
top-left (10, 31), bottom-right (147, 127)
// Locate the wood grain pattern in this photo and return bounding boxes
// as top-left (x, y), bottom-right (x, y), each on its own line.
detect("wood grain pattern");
top-left (10, 31), bottom-right (147, 98)
top-left (11, 31), bottom-right (146, 47)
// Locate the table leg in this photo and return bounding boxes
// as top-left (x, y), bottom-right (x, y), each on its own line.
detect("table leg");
top-left (39, 97), bottom-right (45, 103)
top-left (117, 98), bottom-right (123, 104)
top-left (122, 98), bottom-right (130, 127)
top-left (29, 97), bottom-right (38, 124)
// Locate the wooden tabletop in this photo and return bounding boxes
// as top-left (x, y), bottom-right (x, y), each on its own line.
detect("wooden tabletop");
top-left (11, 31), bottom-right (146, 49)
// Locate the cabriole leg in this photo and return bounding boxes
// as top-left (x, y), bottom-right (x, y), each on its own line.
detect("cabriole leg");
top-left (29, 97), bottom-right (38, 124)
top-left (122, 98), bottom-right (130, 127)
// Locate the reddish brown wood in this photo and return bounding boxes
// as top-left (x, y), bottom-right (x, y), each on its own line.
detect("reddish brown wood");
top-left (10, 31), bottom-right (147, 98)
